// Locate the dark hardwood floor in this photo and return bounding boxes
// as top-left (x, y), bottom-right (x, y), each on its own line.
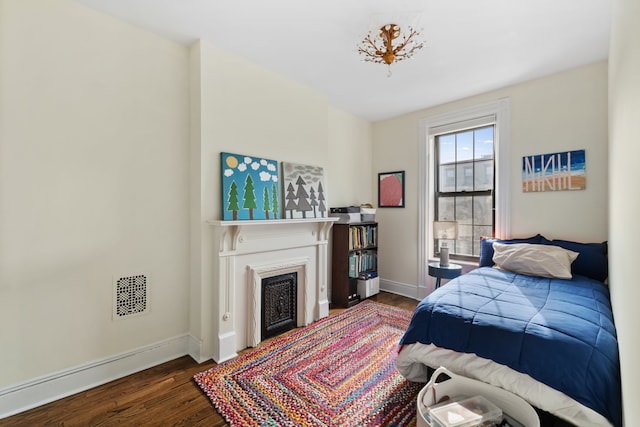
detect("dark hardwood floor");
top-left (0, 292), bottom-right (419, 427)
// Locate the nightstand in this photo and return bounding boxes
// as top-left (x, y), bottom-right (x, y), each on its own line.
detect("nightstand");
top-left (428, 262), bottom-right (462, 289)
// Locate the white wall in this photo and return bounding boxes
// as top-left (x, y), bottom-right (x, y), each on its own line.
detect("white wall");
top-left (373, 62), bottom-right (609, 294)
top-left (327, 107), bottom-right (374, 207)
top-left (609, 0), bottom-right (640, 423)
top-left (190, 39), bottom-right (330, 360)
top-left (187, 41), bottom-right (373, 359)
top-left (0, 0), bottom-right (190, 387)
top-left (0, 0), bottom-right (373, 411)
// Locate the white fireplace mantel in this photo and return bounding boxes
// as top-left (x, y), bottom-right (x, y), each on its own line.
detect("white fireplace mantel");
top-left (203, 218), bottom-right (338, 363)
top-left (207, 218), bottom-right (337, 253)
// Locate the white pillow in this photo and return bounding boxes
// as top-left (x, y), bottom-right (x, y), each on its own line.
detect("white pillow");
top-left (492, 242), bottom-right (579, 279)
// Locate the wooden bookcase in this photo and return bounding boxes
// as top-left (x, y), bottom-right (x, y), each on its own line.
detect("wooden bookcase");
top-left (331, 222), bottom-right (378, 308)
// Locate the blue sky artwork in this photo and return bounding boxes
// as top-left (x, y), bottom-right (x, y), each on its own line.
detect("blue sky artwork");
top-left (221, 152), bottom-right (280, 220)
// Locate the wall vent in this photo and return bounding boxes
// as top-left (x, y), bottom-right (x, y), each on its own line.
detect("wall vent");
top-left (113, 273), bottom-right (150, 320)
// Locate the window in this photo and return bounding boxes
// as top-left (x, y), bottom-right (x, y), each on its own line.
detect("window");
top-left (418, 99), bottom-right (511, 295)
top-left (434, 126), bottom-right (494, 260)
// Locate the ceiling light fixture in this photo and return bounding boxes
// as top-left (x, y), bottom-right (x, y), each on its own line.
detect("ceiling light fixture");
top-left (358, 23), bottom-right (425, 77)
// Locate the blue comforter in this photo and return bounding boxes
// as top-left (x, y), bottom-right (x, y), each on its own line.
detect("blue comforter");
top-left (400, 267), bottom-right (622, 427)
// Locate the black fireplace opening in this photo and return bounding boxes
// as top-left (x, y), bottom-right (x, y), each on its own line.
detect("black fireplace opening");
top-left (261, 272), bottom-right (297, 341)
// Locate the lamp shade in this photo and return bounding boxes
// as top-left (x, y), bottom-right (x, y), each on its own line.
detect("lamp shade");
top-left (433, 221), bottom-right (458, 240)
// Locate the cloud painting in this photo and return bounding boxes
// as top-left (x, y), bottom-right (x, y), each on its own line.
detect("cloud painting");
top-left (221, 152), bottom-right (279, 220)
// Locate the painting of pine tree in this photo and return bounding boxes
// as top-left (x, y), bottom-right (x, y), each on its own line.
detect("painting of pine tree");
top-left (285, 182), bottom-right (297, 218)
top-left (227, 181), bottom-right (240, 220)
top-left (271, 183), bottom-right (279, 219)
top-left (262, 187), bottom-right (271, 219)
top-left (221, 152), bottom-right (279, 220)
top-left (282, 162), bottom-right (327, 219)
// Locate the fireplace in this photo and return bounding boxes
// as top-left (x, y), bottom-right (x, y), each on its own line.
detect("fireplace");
top-left (261, 272), bottom-right (297, 340)
top-left (202, 218), bottom-right (337, 363)
top-left (247, 258), bottom-right (308, 347)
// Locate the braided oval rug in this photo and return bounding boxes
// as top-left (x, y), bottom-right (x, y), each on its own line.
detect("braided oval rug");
top-left (194, 300), bottom-right (424, 427)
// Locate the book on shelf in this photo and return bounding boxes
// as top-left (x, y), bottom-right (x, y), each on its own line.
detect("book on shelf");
top-left (348, 250), bottom-right (378, 277)
top-left (349, 224), bottom-right (377, 250)
top-left (348, 253), bottom-right (358, 278)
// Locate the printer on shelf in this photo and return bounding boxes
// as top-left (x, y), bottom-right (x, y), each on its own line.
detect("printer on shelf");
top-left (329, 206), bottom-right (361, 224)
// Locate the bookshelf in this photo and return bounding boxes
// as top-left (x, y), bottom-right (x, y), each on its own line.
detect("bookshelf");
top-left (331, 222), bottom-right (378, 308)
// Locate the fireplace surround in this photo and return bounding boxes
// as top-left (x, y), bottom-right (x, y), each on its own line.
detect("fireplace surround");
top-left (204, 218), bottom-right (337, 363)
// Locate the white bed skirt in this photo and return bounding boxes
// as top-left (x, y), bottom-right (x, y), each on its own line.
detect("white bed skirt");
top-left (396, 343), bottom-right (612, 427)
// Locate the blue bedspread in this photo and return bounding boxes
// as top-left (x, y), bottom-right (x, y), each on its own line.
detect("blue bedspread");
top-left (400, 267), bottom-right (622, 427)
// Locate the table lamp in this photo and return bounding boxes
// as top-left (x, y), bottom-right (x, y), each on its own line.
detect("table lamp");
top-left (433, 221), bottom-right (458, 267)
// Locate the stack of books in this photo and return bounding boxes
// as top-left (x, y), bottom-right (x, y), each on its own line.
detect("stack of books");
top-left (349, 225), bottom-right (377, 249)
top-left (348, 251), bottom-right (378, 278)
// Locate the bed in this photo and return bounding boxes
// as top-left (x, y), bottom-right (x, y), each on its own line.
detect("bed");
top-left (396, 236), bottom-right (622, 427)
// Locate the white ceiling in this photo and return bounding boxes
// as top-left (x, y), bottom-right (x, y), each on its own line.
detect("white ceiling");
top-left (74, 0), bottom-right (612, 122)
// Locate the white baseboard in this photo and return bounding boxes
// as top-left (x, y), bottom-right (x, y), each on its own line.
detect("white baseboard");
top-left (0, 281), bottom-right (419, 421)
top-left (0, 334), bottom-right (197, 419)
top-left (379, 278), bottom-right (421, 301)
top-left (188, 334), bottom-right (208, 364)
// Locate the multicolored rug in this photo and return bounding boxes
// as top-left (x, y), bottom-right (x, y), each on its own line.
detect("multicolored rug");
top-left (194, 300), bottom-right (424, 427)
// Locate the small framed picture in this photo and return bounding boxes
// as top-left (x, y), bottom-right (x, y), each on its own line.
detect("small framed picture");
top-left (378, 171), bottom-right (405, 208)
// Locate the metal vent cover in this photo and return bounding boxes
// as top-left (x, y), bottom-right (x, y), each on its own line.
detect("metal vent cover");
top-left (113, 273), bottom-right (150, 320)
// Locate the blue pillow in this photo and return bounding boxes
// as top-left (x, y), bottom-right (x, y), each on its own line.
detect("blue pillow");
top-left (543, 239), bottom-right (608, 282)
top-left (479, 234), bottom-right (545, 267)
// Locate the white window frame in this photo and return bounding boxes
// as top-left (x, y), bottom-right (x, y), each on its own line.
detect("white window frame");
top-left (418, 98), bottom-right (511, 297)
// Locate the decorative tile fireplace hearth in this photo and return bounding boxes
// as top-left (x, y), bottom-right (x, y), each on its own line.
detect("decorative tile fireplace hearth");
top-left (205, 218), bottom-right (337, 363)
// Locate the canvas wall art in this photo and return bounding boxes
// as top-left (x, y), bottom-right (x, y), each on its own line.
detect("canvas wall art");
top-left (282, 162), bottom-right (327, 219)
top-left (221, 152), bottom-right (280, 220)
top-left (522, 149), bottom-right (586, 192)
top-left (378, 171), bottom-right (405, 208)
